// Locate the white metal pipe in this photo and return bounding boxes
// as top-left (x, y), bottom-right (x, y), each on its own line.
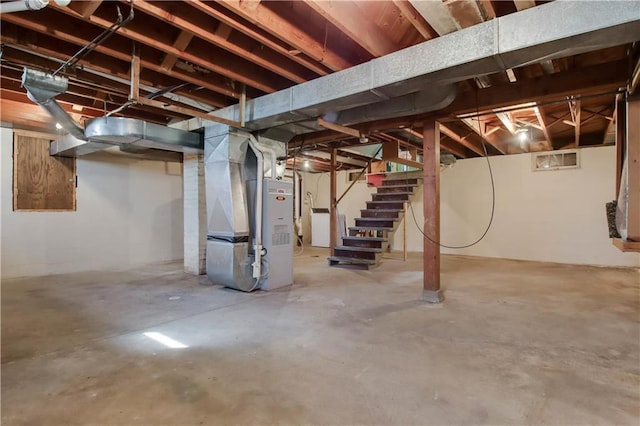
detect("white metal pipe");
top-left (256, 136), bottom-right (278, 180)
top-left (1, 0), bottom-right (47, 13)
top-left (294, 171), bottom-right (302, 234)
top-left (247, 135), bottom-right (264, 281)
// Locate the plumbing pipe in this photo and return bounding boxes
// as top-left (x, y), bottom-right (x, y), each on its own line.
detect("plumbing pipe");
top-left (294, 171), bottom-right (302, 237)
top-left (247, 135), bottom-right (265, 282)
top-left (0, 0), bottom-right (70, 14)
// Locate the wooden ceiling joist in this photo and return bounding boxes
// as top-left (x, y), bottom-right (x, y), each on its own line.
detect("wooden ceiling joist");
top-left (439, 124), bottom-right (485, 156)
top-left (49, 3), bottom-right (289, 93)
top-left (217, 0), bottom-right (353, 71)
top-left (303, 0), bottom-right (399, 57)
top-left (187, 0), bottom-right (331, 76)
top-left (392, 0), bottom-right (438, 40)
top-left (132, 0), bottom-right (316, 85)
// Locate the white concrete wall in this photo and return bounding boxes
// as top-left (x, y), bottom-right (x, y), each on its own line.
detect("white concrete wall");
top-left (301, 146), bottom-right (639, 268)
top-left (1, 127), bottom-right (184, 278)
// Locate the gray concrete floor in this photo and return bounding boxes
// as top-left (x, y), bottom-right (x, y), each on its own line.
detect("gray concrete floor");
top-left (2, 248), bottom-right (639, 425)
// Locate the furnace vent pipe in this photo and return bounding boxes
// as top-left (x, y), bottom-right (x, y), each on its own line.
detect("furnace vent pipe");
top-left (247, 134), bottom-right (265, 282)
top-left (256, 136), bottom-right (278, 180)
top-left (0, 0), bottom-right (70, 14)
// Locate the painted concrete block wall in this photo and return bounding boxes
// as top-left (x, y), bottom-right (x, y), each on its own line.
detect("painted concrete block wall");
top-left (301, 145), bottom-right (639, 268)
top-left (1, 127), bottom-right (184, 278)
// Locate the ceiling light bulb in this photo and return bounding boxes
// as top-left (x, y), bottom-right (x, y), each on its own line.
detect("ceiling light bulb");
top-left (518, 131), bottom-right (528, 142)
top-left (55, 122), bottom-right (63, 130)
top-left (304, 160), bottom-right (310, 169)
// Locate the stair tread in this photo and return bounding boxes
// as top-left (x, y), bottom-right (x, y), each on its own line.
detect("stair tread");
top-left (375, 192), bottom-right (413, 196)
top-left (367, 200), bottom-right (406, 204)
top-left (356, 217), bottom-right (398, 221)
top-left (335, 246), bottom-right (382, 253)
top-left (349, 226), bottom-right (394, 231)
top-left (377, 184), bottom-right (419, 188)
top-left (361, 209), bottom-right (403, 212)
top-left (328, 256), bottom-right (377, 265)
top-left (342, 236), bottom-right (388, 242)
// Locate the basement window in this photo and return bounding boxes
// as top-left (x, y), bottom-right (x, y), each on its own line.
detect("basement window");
top-left (13, 130), bottom-right (77, 211)
top-left (532, 150), bottom-right (579, 172)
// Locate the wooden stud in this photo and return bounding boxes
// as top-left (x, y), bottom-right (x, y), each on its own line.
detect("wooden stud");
top-left (626, 98), bottom-right (640, 241)
top-left (616, 98), bottom-right (626, 196)
top-left (574, 99), bottom-right (582, 147)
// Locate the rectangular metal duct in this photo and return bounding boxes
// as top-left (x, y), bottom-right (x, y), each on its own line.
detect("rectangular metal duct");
top-left (176, 0), bottom-right (640, 135)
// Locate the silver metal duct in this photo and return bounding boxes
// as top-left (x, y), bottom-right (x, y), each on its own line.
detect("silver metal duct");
top-left (21, 68), bottom-right (85, 139)
top-left (83, 117), bottom-right (202, 153)
top-left (204, 125), bottom-right (256, 291)
top-left (176, 1), bottom-right (640, 135)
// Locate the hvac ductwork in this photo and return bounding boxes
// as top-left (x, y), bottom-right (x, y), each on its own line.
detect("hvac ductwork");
top-left (21, 68), bottom-right (203, 157)
top-left (204, 127), bottom-right (257, 292)
top-left (204, 125), bottom-right (292, 292)
top-left (22, 68), bottom-right (84, 139)
top-left (176, 1), bottom-right (640, 137)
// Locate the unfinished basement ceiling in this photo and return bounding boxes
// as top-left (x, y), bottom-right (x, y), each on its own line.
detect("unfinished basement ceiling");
top-left (1, 0), bottom-right (638, 171)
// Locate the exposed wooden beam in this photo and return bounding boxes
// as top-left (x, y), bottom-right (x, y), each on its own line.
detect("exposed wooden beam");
top-left (446, 59), bottom-right (629, 115)
top-left (422, 119), bottom-right (443, 302)
top-left (533, 106), bottom-right (553, 151)
top-left (187, 0), bottom-right (330, 76)
top-left (496, 112), bottom-right (516, 135)
top-left (409, 0), bottom-right (458, 35)
top-left (129, 44), bottom-right (140, 102)
top-left (626, 98), bottom-right (640, 242)
top-left (478, 0), bottom-right (497, 20)
top-left (217, 0), bottom-right (353, 71)
top-left (132, 0), bottom-right (310, 85)
top-left (459, 118), bottom-right (507, 154)
top-left (48, 4), bottom-right (286, 93)
top-left (69, 0), bottom-right (103, 18)
top-left (392, 0), bottom-right (438, 40)
top-left (317, 118), bottom-right (361, 138)
top-left (0, 17), bottom-right (241, 101)
top-left (574, 99), bottom-right (582, 146)
top-left (134, 97), bottom-right (241, 127)
top-left (513, 0), bottom-right (537, 11)
top-left (439, 124), bottom-right (484, 156)
top-left (616, 98), bottom-right (626, 196)
top-left (161, 30), bottom-right (194, 71)
top-left (304, 0), bottom-right (399, 57)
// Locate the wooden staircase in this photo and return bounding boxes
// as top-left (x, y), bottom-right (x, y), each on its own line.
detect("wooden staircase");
top-left (328, 175), bottom-right (421, 269)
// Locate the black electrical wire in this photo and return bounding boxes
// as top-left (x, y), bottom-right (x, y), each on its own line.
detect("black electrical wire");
top-left (409, 89), bottom-right (496, 249)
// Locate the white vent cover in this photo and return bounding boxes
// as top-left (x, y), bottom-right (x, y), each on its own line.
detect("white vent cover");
top-left (532, 150), bottom-right (580, 171)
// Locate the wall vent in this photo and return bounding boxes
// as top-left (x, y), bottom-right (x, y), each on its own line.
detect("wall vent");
top-left (532, 150), bottom-right (580, 172)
